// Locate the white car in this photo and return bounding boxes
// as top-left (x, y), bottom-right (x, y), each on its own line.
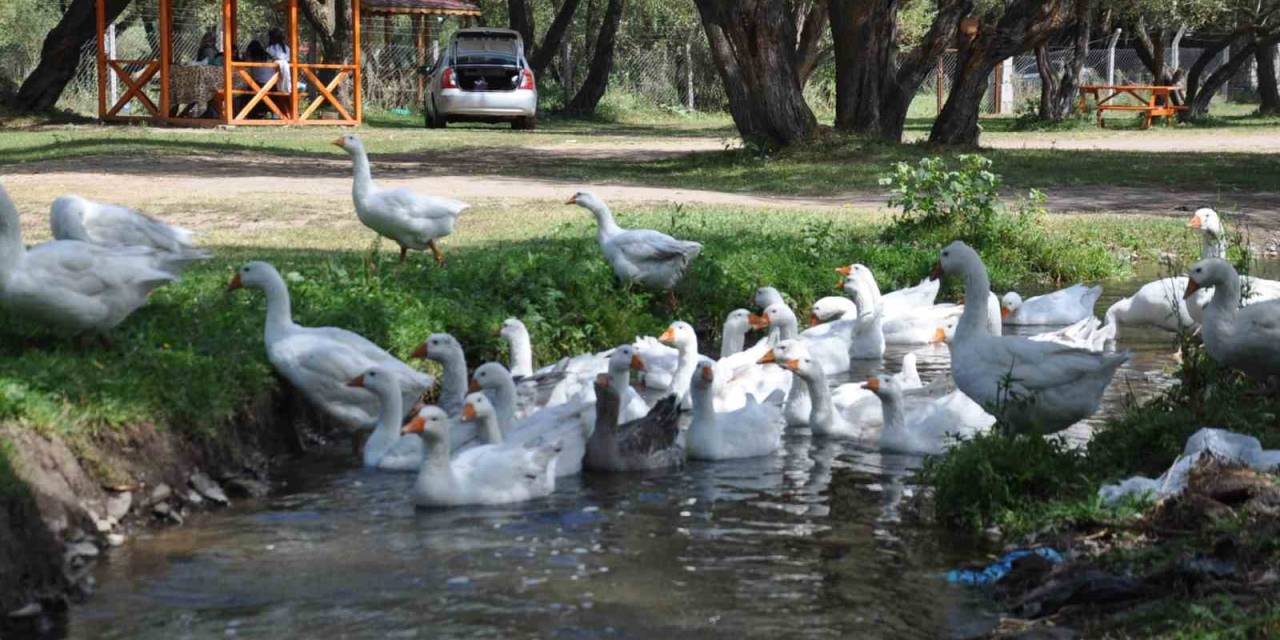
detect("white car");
top-left (422, 28), bottom-right (537, 129)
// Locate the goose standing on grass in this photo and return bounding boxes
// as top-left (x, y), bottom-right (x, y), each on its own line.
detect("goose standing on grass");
top-left (1000, 284), bottom-right (1102, 325)
top-left (687, 360), bottom-right (785, 460)
top-left (402, 405), bottom-right (559, 508)
top-left (228, 261), bottom-right (432, 429)
top-left (585, 374), bottom-right (683, 472)
top-left (1185, 258), bottom-right (1280, 380)
top-left (863, 375), bottom-right (994, 455)
top-left (409, 333), bottom-right (469, 416)
top-left (931, 241), bottom-right (1129, 435)
top-left (0, 183), bottom-right (178, 337)
top-left (567, 191), bottom-right (702, 306)
top-left (50, 195), bottom-right (209, 264)
top-left (333, 134), bottom-right (468, 265)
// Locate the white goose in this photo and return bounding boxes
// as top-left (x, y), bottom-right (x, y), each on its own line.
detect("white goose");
top-left (470, 362), bottom-right (595, 477)
top-left (50, 195), bottom-right (210, 266)
top-left (0, 183), bottom-right (178, 336)
top-left (709, 308), bottom-right (793, 412)
top-left (334, 134), bottom-right (468, 265)
top-left (402, 405), bottom-right (558, 508)
top-left (687, 360), bottom-right (785, 460)
top-left (1185, 258), bottom-right (1280, 380)
top-left (1027, 316), bottom-right (1115, 352)
top-left (836, 264), bottom-right (940, 315)
top-left (409, 333), bottom-right (469, 416)
top-left (348, 367), bottom-right (447, 471)
top-left (228, 261), bottom-right (432, 429)
top-left (567, 191), bottom-right (702, 302)
top-left (637, 321), bottom-right (700, 406)
top-left (1000, 284), bottom-right (1102, 325)
top-left (932, 241), bottom-right (1129, 435)
top-left (1189, 208), bottom-right (1280, 301)
top-left (813, 295), bottom-right (956, 346)
top-left (863, 375), bottom-right (994, 455)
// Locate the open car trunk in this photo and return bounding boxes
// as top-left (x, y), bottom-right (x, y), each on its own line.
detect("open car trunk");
top-left (454, 66), bottom-right (520, 92)
top-left (454, 34), bottom-right (523, 92)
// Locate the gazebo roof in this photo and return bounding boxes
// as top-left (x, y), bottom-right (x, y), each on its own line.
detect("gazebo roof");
top-left (362, 0), bottom-right (482, 16)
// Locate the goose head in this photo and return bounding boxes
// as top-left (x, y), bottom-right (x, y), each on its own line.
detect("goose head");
top-left (565, 190), bottom-right (607, 212)
top-left (723, 308), bottom-right (752, 335)
top-left (469, 361), bottom-right (511, 392)
top-left (753, 286), bottom-right (784, 310)
top-left (754, 303), bottom-right (798, 334)
top-left (1187, 208), bottom-right (1222, 237)
top-left (401, 405), bottom-right (449, 443)
top-left (412, 333), bottom-right (463, 363)
top-left (810, 296), bottom-right (857, 326)
top-left (862, 375), bottom-right (903, 403)
top-left (608, 344), bottom-right (646, 375)
top-left (759, 339), bottom-right (814, 377)
top-left (929, 241), bottom-right (979, 281)
top-left (331, 133), bottom-right (365, 155)
top-left (459, 392), bottom-right (494, 422)
top-left (1184, 258), bottom-right (1235, 298)
top-left (497, 317), bottom-right (528, 342)
top-left (658, 321), bottom-right (697, 350)
top-left (690, 358), bottom-right (717, 391)
top-left (1000, 292), bottom-right (1023, 319)
top-left (346, 365), bottom-right (396, 395)
top-left (227, 261), bottom-right (281, 292)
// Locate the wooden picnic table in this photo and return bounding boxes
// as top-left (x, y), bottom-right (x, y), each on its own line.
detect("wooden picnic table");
top-left (1077, 84), bottom-right (1187, 129)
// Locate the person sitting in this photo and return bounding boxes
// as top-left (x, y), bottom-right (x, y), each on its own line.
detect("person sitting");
top-left (265, 28), bottom-right (292, 94)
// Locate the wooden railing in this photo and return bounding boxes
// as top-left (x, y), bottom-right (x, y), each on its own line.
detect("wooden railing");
top-left (103, 59), bottom-right (161, 119)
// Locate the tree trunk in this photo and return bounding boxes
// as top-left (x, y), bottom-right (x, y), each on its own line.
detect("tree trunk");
top-left (14, 0), bottom-right (134, 112)
top-left (929, 0), bottom-right (1075, 145)
top-left (828, 0), bottom-right (969, 141)
top-left (693, 0), bottom-right (817, 148)
top-left (566, 0), bottom-right (624, 114)
top-left (793, 1), bottom-right (829, 87)
top-left (1256, 41), bottom-right (1280, 115)
top-left (527, 0), bottom-right (583, 78)
top-left (1036, 0), bottom-right (1089, 121)
top-left (1181, 33), bottom-right (1264, 121)
top-left (507, 0), bottom-right (536, 57)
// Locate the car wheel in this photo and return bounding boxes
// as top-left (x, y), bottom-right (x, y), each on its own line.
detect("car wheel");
top-left (512, 115), bottom-right (536, 130)
top-left (425, 99), bottom-right (447, 129)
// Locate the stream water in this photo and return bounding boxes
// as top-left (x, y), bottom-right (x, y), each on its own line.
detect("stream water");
top-left (56, 265), bottom-right (1276, 639)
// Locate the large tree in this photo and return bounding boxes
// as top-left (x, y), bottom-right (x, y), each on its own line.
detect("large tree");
top-left (794, 1), bottom-right (831, 86)
top-left (565, 0), bottom-right (625, 113)
top-left (13, 0), bottom-right (133, 112)
top-left (693, 0), bottom-right (817, 148)
top-left (928, 0), bottom-right (1077, 145)
top-left (1258, 42), bottom-right (1280, 115)
top-left (1035, 0), bottom-right (1091, 121)
top-left (507, 0), bottom-right (582, 78)
top-left (828, 0), bottom-right (970, 141)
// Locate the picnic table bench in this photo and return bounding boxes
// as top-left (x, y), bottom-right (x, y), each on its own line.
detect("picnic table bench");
top-left (1077, 84), bottom-right (1188, 129)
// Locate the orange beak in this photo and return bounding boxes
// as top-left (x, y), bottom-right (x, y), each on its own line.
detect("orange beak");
top-left (330, 137), bottom-right (345, 147)
top-left (1187, 215), bottom-right (1202, 229)
top-left (564, 196), bottom-right (578, 205)
top-left (784, 359), bottom-right (801, 372)
top-left (346, 374), bottom-right (365, 388)
top-left (461, 403), bottom-right (476, 422)
top-left (659, 327), bottom-right (677, 344)
top-left (700, 366), bottom-right (714, 382)
top-left (1001, 307), bottom-right (1011, 319)
top-left (630, 354), bottom-right (646, 370)
top-left (835, 265), bottom-right (852, 276)
top-left (809, 312), bottom-right (820, 327)
top-left (747, 313), bottom-right (770, 330)
top-left (862, 378), bottom-right (881, 391)
top-left (1184, 278), bottom-right (1201, 299)
top-left (401, 415), bottom-right (425, 435)
top-left (932, 327), bottom-right (947, 344)
top-left (468, 378), bottom-right (482, 392)
top-left (928, 261), bottom-right (945, 281)
top-left (227, 272), bottom-right (243, 291)
top-left (758, 351), bottom-right (777, 365)
top-left (411, 342), bottom-right (429, 359)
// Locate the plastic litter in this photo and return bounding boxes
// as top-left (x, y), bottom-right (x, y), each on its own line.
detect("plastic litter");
top-left (947, 547), bottom-right (1064, 585)
top-left (1099, 428), bottom-right (1280, 504)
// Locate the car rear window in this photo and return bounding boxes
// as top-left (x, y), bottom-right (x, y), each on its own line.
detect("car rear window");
top-left (454, 36), bottom-right (520, 66)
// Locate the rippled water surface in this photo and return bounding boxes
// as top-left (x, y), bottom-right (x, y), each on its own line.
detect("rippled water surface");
top-left (64, 265), bottom-right (1278, 639)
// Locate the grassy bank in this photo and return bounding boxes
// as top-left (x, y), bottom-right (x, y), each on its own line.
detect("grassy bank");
top-left (0, 200), bottom-right (1197, 443)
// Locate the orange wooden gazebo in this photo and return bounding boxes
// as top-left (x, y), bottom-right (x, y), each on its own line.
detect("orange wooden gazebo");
top-left (94, 0), bottom-right (364, 125)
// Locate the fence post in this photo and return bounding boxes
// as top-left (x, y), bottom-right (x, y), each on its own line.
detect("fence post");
top-left (685, 39), bottom-right (694, 111)
top-left (936, 55), bottom-right (944, 115)
top-left (561, 39), bottom-right (572, 96)
top-left (1106, 28), bottom-right (1121, 92)
top-left (1222, 47), bottom-right (1230, 100)
top-left (107, 23), bottom-right (118, 109)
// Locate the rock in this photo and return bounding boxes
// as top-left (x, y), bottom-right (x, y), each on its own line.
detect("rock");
top-left (105, 491), bottom-right (132, 522)
top-left (106, 533), bottom-right (126, 547)
top-left (152, 501), bottom-right (184, 526)
top-left (64, 541), bottom-right (99, 561)
top-left (189, 471), bottom-right (230, 506)
top-left (224, 477), bottom-right (270, 499)
top-left (183, 489), bottom-right (204, 506)
top-left (1012, 569), bottom-right (1144, 619)
top-left (7, 602), bottom-right (42, 618)
top-left (149, 483), bottom-right (172, 505)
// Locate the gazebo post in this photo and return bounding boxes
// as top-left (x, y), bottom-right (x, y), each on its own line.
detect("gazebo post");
top-left (96, 0), bottom-right (107, 120)
top-left (223, 0), bottom-right (234, 123)
top-left (289, 0), bottom-right (299, 121)
top-left (353, 0), bottom-right (363, 123)
top-left (159, 0), bottom-right (171, 121)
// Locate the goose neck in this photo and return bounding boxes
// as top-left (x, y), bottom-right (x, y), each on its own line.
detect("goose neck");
top-left (689, 384), bottom-right (717, 432)
top-left (350, 147), bottom-right (375, 202)
top-left (1201, 232), bottom-right (1227, 261)
top-left (588, 202), bottom-right (622, 241)
top-left (879, 394), bottom-right (907, 440)
top-left (956, 266), bottom-right (993, 341)
top-left (437, 352), bottom-right (469, 412)
top-left (720, 326), bottom-right (745, 358)
top-left (363, 386), bottom-right (404, 466)
top-left (418, 433), bottom-right (454, 484)
top-left (259, 273), bottom-right (295, 339)
top-left (507, 332), bottom-right (533, 377)
top-left (0, 200), bottom-right (24, 276)
top-left (1209, 270), bottom-right (1242, 315)
top-left (475, 413), bottom-right (504, 445)
top-left (608, 369), bottom-right (631, 395)
top-left (486, 378), bottom-right (518, 434)
top-left (802, 369), bottom-right (833, 429)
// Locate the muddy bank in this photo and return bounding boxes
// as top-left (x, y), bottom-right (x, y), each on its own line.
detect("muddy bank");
top-left (0, 381), bottom-right (341, 635)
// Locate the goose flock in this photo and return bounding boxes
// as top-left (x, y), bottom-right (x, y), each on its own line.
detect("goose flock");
top-left (1, 137), bottom-right (1276, 509)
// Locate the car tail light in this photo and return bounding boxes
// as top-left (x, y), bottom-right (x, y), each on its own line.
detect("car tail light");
top-left (441, 67), bottom-right (458, 89)
top-left (519, 68), bottom-right (535, 90)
